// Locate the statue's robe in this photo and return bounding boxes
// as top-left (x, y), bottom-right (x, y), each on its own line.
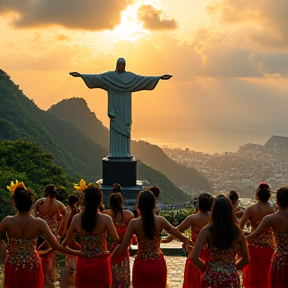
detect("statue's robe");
top-left (80, 71), bottom-right (161, 157)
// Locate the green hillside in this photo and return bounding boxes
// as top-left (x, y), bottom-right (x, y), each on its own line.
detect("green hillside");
top-left (0, 139), bottom-right (72, 220)
top-left (0, 69), bottom-right (190, 203)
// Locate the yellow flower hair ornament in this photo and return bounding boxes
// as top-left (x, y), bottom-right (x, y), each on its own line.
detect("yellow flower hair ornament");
top-left (74, 179), bottom-right (87, 193)
top-left (7, 180), bottom-right (26, 195)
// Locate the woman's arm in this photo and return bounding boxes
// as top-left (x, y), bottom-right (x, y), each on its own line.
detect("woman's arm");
top-left (61, 216), bottom-right (77, 247)
top-left (235, 230), bottom-right (249, 270)
top-left (39, 219), bottom-right (80, 256)
top-left (162, 215), bottom-right (193, 243)
top-left (161, 217), bottom-right (191, 250)
top-left (246, 215), bottom-right (271, 241)
top-left (190, 228), bottom-right (209, 272)
top-left (239, 207), bottom-right (252, 229)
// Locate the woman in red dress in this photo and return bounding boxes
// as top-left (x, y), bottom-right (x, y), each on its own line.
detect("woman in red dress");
top-left (63, 184), bottom-right (119, 288)
top-left (103, 193), bottom-right (134, 288)
top-left (34, 184), bottom-right (67, 281)
top-left (239, 182), bottom-right (275, 288)
top-left (111, 190), bottom-right (191, 288)
top-left (247, 186), bottom-right (288, 288)
top-left (162, 193), bottom-right (214, 288)
top-left (191, 195), bottom-right (249, 288)
top-left (0, 181), bottom-right (79, 288)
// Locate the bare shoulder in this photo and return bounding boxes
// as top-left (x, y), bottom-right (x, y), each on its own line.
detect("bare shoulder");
top-left (124, 210), bottom-right (134, 218)
top-left (99, 212), bottom-right (113, 222)
top-left (0, 216), bottom-right (13, 224)
top-left (33, 216), bottom-right (48, 227)
top-left (186, 214), bottom-right (197, 223)
top-left (57, 200), bottom-right (66, 209)
top-left (102, 209), bottom-right (111, 216)
top-left (201, 224), bottom-right (211, 233)
top-left (129, 218), bottom-right (140, 226)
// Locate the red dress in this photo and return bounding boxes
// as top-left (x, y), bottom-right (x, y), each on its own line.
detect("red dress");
top-left (75, 234), bottom-right (111, 288)
top-left (109, 221), bottom-right (130, 285)
top-left (202, 247), bottom-right (240, 288)
top-left (183, 228), bottom-right (210, 288)
top-left (243, 228), bottom-right (275, 288)
top-left (269, 231), bottom-right (288, 288)
top-left (132, 237), bottom-right (167, 288)
top-left (34, 198), bottom-right (61, 281)
top-left (4, 238), bottom-right (44, 288)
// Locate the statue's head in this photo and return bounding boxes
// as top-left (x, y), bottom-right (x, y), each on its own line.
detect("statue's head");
top-left (116, 58), bottom-right (126, 74)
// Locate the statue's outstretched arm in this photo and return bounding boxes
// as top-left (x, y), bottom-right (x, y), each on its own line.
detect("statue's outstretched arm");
top-left (160, 74), bottom-right (172, 80)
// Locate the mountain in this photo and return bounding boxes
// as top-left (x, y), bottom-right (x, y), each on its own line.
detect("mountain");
top-left (49, 98), bottom-right (109, 148)
top-left (264, 135), bottom-right (288, 153)
top-left (0, 69), bottom-right (190, 203)
top-left (238, 135), bottom-right (288, 156)
top-left (48, 98), bottom-right (211, 194)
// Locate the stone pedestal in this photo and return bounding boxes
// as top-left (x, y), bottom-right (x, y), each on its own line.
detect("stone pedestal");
top-left (102, 156), bottom-right (137, 186)
top-left (98, 156), bottom-right (144, 208)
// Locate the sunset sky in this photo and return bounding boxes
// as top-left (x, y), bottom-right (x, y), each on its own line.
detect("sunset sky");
top-left (1, 0), bottom-right (288, 153)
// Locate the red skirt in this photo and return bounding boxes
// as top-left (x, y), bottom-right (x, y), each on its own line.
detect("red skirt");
top-left (4, 255), bottom-right (44, 288)
top-left (132, 254), bottom-right (167, 288)
top-left (75, 254), bottom-right (111, 288)
top-left (268, 254), bottom-right (288, 288)
top-left (242, 245), bottom-right (274, 288)
top-left (183, 249), bottom-right (210, 288)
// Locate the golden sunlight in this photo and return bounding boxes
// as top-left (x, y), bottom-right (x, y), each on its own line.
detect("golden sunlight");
top-left (113, 2), bottom-right (150, 42)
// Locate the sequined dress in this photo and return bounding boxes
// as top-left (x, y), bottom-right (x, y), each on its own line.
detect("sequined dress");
top-left (109, 221), bottom-right (130, 285)
top-left (4, 238), bottom-right (44, 288)
top-left (183, 227), bottom-right (210, 288)
top-left (75, 234), bottom-right (111, 288)
top-left (243, 228), bottom-right (275, 288)
top-left (202, 247), bottom-right (240, 288)
top-left (269, 231), bottom-right (288, 288)
top-left (132, 237), bottom-right (167, 288)
top-left (34, 198), bottom-right (61, 281)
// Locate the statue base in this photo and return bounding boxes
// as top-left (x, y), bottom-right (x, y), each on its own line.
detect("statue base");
top-left (99, 156), bottom-right (144, 208)
top-left (102, 156), bottom-right (137, 186)
top-left (97, 179), bottom-right (144, 209)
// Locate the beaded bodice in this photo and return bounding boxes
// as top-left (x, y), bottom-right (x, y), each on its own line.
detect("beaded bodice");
top-left (209, 247), bottom-right (238, 265)
top-left (203, 247), bottom-right (240, 288)
top-left (80, 234), bottom-right (109, 259)
top-left (272, 231), bottom-right (288, 268)
top-left (248, 228), bottom-right (275, 249)
top-left (137, 237), bottom-right (162, 260)
top-left (8, 238), bottom-right (40, 271)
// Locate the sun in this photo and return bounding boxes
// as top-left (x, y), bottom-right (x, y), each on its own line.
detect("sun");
top-left (113, 4), bottom-right (149, 42)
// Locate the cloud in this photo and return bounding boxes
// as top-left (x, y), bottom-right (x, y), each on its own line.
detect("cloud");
top-left (205, 0), bottom-right (288, 49)
top-left (0, 0), bottom-right (128, 30)
top-left (137, 4), bottom-right (178, 30)
top-left (58, 34), bottom-right (69, 41)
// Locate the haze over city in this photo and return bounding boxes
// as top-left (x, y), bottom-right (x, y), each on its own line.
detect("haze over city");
top-left (1, 0), bottom-right (288, 153)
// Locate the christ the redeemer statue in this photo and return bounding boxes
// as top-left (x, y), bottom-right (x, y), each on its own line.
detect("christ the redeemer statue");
top-left (70, 58), bottom-right (172, 158)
